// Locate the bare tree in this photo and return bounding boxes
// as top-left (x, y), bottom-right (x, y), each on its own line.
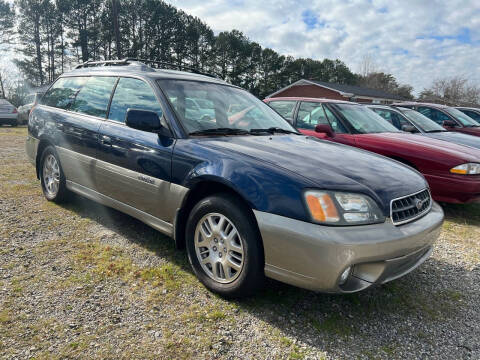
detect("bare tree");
top-left (420, 76), bottom-right (480, 106)
top-left (358, 54), bottom-right (378, 78)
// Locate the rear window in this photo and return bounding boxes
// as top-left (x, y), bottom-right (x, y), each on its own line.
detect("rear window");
top-left (70, 77), bottom-right (117, 118)
top-left (41, 77), bottom-right (88, 109)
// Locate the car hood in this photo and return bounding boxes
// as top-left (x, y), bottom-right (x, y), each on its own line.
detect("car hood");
top-left (356, 133), bottom-right (480, 162)
top-left (191, 134), bottom-right (428, 208)
top-left (426, 132), bottom-right (480, 150)
top-left (457, 126), bottom-right (480, 136)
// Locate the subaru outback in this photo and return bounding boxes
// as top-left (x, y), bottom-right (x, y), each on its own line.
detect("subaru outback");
top-left (26, 59), bottom-right (444, 297)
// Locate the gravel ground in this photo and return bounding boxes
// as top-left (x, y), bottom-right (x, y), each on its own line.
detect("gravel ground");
top-left (0, 126), bottom-right (479, 359)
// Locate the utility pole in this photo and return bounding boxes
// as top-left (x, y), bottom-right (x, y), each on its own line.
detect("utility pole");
top-left (112, 0), bottom-right (122, 59)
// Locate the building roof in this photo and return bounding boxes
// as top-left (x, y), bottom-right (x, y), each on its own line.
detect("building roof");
top-left (264, 96), bottom-right (352, 104)
top-left (266, 79), bottom-right (405, 101)
top-left (391, 101), bottom-right (450, 109)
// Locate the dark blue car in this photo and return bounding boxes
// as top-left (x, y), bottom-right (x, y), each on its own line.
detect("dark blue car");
top-left (369, 105), bottom-right (480, 149)
top-left (26, 59), bottom-right (443, 297)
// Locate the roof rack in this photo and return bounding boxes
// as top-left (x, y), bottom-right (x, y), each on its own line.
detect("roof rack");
top-left (74, 58), bottom-right (216, 78)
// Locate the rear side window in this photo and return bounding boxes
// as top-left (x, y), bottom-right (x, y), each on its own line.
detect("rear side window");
top-left (41, 77), bottom-right (87, 110)
top-left (70, 77), bottom-right (117, 118)
top-left (108, 78), bottom-right (163, 123)
top-left (268, 101), bottom-right (297, 121)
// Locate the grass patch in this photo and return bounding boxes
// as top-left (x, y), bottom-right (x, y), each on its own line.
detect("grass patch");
top-left (310, 313), bottom-right (352, 337)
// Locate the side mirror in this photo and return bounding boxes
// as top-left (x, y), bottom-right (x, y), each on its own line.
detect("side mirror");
top-left (315, 123), bottom-right (334, 137)
top-left (443, 120), bottom-right (457, 128)
top-left (401, 125), bottom-right (417, 133)
top-left (126, 109), bottom-right (171, 136)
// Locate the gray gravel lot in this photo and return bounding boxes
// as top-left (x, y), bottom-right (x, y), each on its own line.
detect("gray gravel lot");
top-left (0, 126), bottom-right (479, 359)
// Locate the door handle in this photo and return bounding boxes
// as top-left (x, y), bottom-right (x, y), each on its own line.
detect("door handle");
top-left (100, 135), bottom-right (112, 145)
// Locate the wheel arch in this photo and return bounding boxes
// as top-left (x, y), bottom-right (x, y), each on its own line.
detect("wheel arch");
top-left (35, 138), bottom-right (55, 179)
top-left (174, 179), bottom-right (263, 259)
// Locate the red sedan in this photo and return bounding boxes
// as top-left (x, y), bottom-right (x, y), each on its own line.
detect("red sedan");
top-left (392, 102), bottom-right (480, 137)
top-left (265, 97), bottom-right (480, 203)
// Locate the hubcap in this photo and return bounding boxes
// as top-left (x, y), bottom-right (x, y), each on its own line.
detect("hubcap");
top-left (42, 154), bottom-right (60, 197)
top-left (194, 213), bottom-right (244, 284)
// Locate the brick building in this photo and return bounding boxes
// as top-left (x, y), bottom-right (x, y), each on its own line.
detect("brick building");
top-left (266, 79), bottom-right (405, 104)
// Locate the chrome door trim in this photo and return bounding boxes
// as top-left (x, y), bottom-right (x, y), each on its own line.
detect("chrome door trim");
top-left (66, 180), bottom-right (174, 237)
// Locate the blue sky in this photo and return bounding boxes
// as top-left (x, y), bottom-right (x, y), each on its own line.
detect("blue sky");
top-left (167, 0), bottom-right (480, 94)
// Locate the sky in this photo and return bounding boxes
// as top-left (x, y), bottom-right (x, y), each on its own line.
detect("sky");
top-left (166, 0), bottom-right (480, 94)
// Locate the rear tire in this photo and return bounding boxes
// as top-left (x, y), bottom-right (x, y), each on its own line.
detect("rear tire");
top-left (186, 193), bottom-right (264, 298)
top-left (40, 146), bottom-right (69, 202)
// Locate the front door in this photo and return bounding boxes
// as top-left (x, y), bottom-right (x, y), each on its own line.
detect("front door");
top-left (95, 77), bottom-right (176, 223)
top-left (295, 101), bottom-right (356, 146)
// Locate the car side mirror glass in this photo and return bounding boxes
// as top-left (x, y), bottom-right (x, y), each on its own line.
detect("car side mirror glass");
top-left (443, 120), bottom-right (457, 128)
top-left (402, 125), bottom-right (417, 133)
top-left (125, 109), bottom-right (171, 136)
top-left (315, 124), bottom-right (334, 137)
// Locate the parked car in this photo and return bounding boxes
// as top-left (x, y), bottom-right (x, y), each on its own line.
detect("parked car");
top-left (264, 97), bottom-right (480, 204)
top-left (27, 60), bottom-right (443, 297)
top-left (392, 102), bottom-right (480, 137)
top-left (0, 99), bottom-right (18, 126)
top-left (368, 105), bottom-right (480, 149)
top-left (455, 107), bottom-right (480, 123)
top-left (17, 92), bottom-right (43, 124)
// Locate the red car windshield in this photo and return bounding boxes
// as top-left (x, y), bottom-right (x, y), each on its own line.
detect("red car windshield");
top-left (331, 104), bottom-right (401, 134)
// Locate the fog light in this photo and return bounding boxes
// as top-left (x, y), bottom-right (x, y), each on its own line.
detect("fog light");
top-left (339, 266), bottom-right (352, 285)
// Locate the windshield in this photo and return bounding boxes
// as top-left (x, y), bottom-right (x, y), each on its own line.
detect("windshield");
top-left (402, 109), bottom-right (446, 132)
top-left (332, 104), bottom-right (400, 134)
top-left (158, 80), bottom-right (297, 134)
top-left (445, 108), bottom-right (480, 127)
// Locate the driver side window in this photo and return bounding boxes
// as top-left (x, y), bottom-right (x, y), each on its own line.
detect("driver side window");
top-left (418, 107), bottom-right (450, 125)
top-left (296, 102), bottom-right (329, 130)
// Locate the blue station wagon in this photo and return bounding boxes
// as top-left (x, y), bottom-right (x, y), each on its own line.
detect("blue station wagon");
top-left (26, 59), bottom-right (444, 297)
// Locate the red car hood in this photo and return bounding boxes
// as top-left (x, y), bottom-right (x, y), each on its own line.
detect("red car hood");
top-left (356, 133), bottom-right (480, 163)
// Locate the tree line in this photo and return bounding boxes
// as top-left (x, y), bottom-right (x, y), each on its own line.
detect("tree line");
top-left (4, 0), bottom-right (476, 105)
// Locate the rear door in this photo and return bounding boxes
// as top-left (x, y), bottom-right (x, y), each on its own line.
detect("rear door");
top-left (46, 76), bottom-right (117, 190)
top-left (95, 77), bottom-right (176, 223)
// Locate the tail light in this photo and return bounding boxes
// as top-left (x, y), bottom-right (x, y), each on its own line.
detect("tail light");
top-left (12, 108), bottom-right (17, 114)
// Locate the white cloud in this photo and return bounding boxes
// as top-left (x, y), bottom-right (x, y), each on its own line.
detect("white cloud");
top-left (167, 0), bottom-right (480, 94)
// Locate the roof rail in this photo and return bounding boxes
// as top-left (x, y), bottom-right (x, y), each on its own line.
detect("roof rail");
top-left (74, 58), bottom-right (216, 78)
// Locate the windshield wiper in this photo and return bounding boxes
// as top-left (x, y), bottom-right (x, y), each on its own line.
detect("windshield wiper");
top-left (249, 127), bottom-right (301, 135)
top-left (425, 130), bottom-right (447, 133)
top-left (188, 128), bottom-right (250, 136)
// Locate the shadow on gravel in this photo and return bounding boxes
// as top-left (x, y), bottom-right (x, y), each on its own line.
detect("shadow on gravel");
top-left (58, 193), bottom-right (478, 358)
top-left (441, 202), bottom-right (480, 225)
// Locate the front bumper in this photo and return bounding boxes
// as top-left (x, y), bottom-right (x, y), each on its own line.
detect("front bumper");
top-left (254, 202), bottom-right (444, 293)
top-left (426, 174), bottom-right (480, 203)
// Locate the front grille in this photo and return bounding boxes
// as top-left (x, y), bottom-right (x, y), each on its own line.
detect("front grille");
top-left (391, 189), bottom-right (431, 225)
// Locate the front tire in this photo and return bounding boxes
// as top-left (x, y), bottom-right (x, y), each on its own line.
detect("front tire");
top-left (186, 193), bottom-right (264, 298)
top-left (40, 146), bottom-right (68, 202)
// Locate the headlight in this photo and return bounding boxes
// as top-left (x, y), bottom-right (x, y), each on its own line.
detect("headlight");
top-left (304, 190), bottom-right (385, 226)
top-left (450, 163), bottom-right (480, 175)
